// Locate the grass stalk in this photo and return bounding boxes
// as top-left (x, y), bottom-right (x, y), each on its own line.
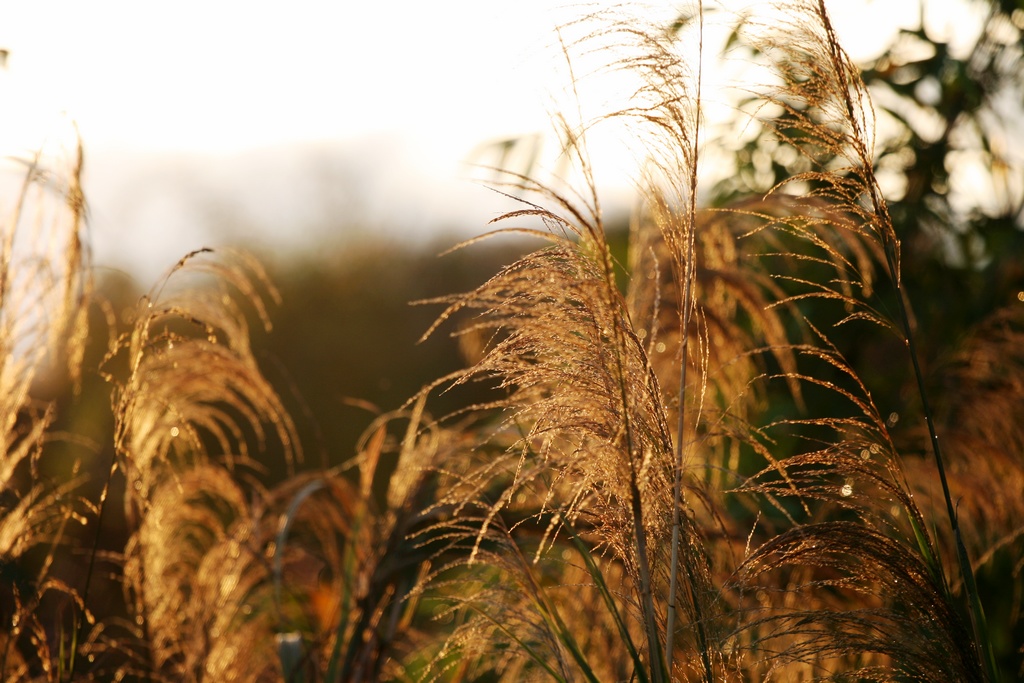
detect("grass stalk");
top-left (814, 1), bottom-right (996, 676)
top-left (601, 239), bottom-right (667, 683)
top-left (67, 450), bottom-right (116, 682)
top-left (562, 74), bottom-right (668, 677)
top-left (565, 525), bottom-right (650, 683)
top-left (665, 6), bottom-right (712, 682)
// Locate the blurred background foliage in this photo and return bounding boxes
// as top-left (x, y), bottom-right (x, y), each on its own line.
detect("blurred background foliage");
top-left (716, 0), bottom-right (1024, 325)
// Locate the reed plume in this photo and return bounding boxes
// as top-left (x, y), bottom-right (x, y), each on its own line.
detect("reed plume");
top-left (418, 1), bottom-right (1003, 680)
top-left (0, 128), bottom-right (92, 682)
top-left (3, 0), bottom-right (1019, 679)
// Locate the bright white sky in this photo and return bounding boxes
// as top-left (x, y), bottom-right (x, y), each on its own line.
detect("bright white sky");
top-left (0, 1), bottom-right (576, 154)
top-left (0, 0), bottom-right (983, 276)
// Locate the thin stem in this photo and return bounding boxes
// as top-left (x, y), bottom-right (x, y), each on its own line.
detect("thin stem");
top-left (815, 1), bottom-right (994, 677)
top-left (666, 5), bottom-right (712, 682)
top-left (67, 450), bottom-right (117, 682)
top-left (562, 34), bottom-right (666, 674)
top-left (604, 245), bottom-right (666, 683)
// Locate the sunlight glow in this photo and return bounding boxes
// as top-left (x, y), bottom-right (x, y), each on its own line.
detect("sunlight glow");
top-left (0, 0), bottom-right (929, 156)
top-left (0, 0), bottom-right (989, 274)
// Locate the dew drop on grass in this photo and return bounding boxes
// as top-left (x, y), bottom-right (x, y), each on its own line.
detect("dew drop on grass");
top-left (655, 342), bottom-right (667, 353)
top-left (860, 449), bottom-right (870, 460)
top-left (170, 426), bottom-right (180, 438)
top-left (840, 482), bottom-right (854, 497)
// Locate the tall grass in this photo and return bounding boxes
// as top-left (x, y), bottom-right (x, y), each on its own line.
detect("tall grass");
top-left (415, 1), bottom-right (1006, 680)
top-left (1, 129), bottom-right (91, 682)
top-left (1, 1), bottom-right (1021, 681)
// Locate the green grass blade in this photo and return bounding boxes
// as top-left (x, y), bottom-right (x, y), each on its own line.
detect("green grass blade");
top-left (470, 606), bottom-right (569, 683)
top-left (565, 526), bottom-right (651, 683)
top-left (955, 527), bottom-right (997, 682)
